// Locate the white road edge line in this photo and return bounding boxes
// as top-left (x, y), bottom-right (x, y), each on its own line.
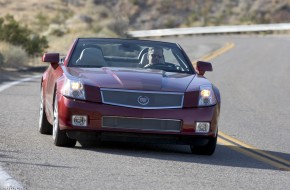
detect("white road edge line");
top-left (0, 74), bottom-right (42, 93)
top-left (0, 74), bottom-right (42, 189)
top-left (0, 166), bottom-right (24, 189)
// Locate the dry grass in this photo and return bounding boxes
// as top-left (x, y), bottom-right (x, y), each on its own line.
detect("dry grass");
top-left (0, 0), bottom-right (61, 28)
top-left (0, 42), bottom-right (28, 68)
top-left (0, 0), bottom-right (121, 68)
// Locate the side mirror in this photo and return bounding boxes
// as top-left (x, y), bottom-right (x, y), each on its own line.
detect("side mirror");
top-left (42, 53), bottom-right (59, 64)
top-left (196, 61), bottom-right (213, 76)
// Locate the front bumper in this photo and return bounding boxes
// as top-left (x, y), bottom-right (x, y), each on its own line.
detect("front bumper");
top-left (57, 95), bottom-right (220, 139)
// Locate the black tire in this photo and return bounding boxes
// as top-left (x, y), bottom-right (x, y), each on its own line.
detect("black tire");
top-left (39, 88), bottom-right (52, 134)
top-left (52, 95), bottom-right (76, 147)
top-left (190, 136), bottom-right (217, 155)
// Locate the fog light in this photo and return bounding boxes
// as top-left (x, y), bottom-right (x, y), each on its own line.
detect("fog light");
top-left (72, 115), bottom-right (87, 127)
top-left (196, 122), bottom-right (210, 133)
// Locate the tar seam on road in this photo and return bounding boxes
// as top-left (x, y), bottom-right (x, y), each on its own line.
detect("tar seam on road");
top-left (0, 74), bottom-right (41, 189)
top-left (198, 42), bottom-right (290, 171)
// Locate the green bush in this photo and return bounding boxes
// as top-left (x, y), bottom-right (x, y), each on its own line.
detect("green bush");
top-left (0, 14), bottom-right (48, 55)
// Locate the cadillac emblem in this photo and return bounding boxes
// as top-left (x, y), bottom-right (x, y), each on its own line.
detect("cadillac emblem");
top-left (137, 96), bottom-right (150, 106)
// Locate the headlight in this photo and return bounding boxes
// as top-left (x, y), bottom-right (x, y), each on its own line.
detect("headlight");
top-left (62, 78), bottom-right (85, 100)
top-left (198, 85), bottom-right (216, 106)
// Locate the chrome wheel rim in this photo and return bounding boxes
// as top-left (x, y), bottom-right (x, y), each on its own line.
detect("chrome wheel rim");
top-left (53, 98), bottom-right (58, 140)
top-left (39, 90), bottom-right (44, 130)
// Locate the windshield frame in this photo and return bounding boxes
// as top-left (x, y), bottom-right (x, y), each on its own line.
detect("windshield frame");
top-left (67, 38), bottom-right (196, 74)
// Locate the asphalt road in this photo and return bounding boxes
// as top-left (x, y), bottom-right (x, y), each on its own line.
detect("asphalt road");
top-left (0, 35), bottom-right (289, 190)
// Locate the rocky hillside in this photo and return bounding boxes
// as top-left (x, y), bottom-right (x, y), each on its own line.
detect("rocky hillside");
top-left (0, 0), bottom-right (290, 52)
top-left (1, 0), bottom-right (290, 32)
top-left (100, 0), bottom-right (290, 30)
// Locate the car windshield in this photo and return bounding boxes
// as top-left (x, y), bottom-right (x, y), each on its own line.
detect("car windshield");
top-left (68, 38), bottom-right (194, 74)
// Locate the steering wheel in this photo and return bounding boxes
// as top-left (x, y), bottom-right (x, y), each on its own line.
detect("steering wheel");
top-left (144, 62), bottom-right (178, 70)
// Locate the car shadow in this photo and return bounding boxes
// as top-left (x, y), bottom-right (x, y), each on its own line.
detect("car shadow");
top-left (76, 140), bottom-right (290, 171)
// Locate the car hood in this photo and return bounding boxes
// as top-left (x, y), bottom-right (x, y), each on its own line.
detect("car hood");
top-left (65, 67), bottom-right (196, 92)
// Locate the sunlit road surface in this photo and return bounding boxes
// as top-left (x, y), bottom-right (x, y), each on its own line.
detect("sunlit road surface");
top-left (0, 35), bottom-right (289, 189)
top-left (195, 41), bottom-right (290, 171)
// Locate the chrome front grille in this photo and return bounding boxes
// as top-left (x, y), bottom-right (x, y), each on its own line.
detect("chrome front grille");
top-left (100, 88), bottom-right (184, 109)
top-left (102, 116), bottom-right (181, 132)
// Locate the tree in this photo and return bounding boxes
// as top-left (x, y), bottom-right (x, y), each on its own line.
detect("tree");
top-left (0, 15), bottom-right (48, 55)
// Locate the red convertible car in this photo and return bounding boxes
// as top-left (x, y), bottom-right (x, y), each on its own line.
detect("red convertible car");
top-left (39, 38), bottom-right (220, 155)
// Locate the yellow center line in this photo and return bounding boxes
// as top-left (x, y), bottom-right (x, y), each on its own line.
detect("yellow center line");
top-left (199, 42), bottom-right (235, 62)
top-left (192, 42), bottom-right (234, 68)
top-left (219, 131), bottom-right (290, 167)
top-left (218, 137), bottom-right (290, 171)
top-left (194, 42), bottom-right (290, 171)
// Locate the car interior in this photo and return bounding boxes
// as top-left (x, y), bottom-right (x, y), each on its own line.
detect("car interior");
top-left (69, 42), bottom-right (192, 73)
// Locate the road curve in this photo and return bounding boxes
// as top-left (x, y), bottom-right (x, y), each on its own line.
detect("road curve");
top-left (0, 35), bottom-right (289, 189)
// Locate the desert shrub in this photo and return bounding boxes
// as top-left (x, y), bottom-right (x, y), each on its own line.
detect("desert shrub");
top-left (35, 12), bottom-right (50, 32)
top-left (0, 14), bottom-right (48, 55)
top-left (109, 18), bottom-right (129, 37)
top-left (50, 28), bottom-right (66, 37)
top-left (51, 10), bottom-right (74, 25)
top-left (45, 24), bottom-right (69, 37)
top-left (0, 42), bottom-right (28, 67)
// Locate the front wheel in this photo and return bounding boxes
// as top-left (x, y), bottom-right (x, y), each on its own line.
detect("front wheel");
top-left (52, 95), bottom-right (76, 147)
top-left (190, 136), bottom-right (217, 155)
top-left (39, 88), bottom-right (52, 134)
